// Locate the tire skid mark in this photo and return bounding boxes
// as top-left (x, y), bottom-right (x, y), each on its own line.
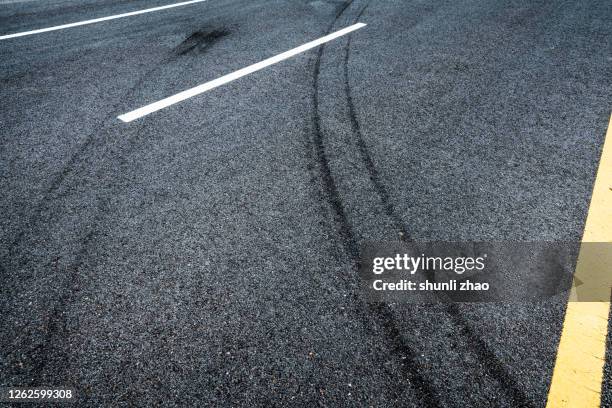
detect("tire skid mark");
top-left (2, 68), bottom-right (152, 273)
top-left (446, 304), bottom-right (534, 407)
top-left (310, 1), bottom-right (442, 406)
top-left (16, 128), bottom-right (146, 386)
top-left (342, 8), bottom-right (534, 408)
top-left (2, 34), bottom-right (225, 385)
top-left (342, 4), bottom-right (410, 242)
top-left (172, 27), bottom-right (231, 57)
top-left (16, 29), bottom-right (249, 381)
top-left (24, 226), bottom-right (99, 386)
top-left (2, 24), bottom-right (230, 274)
top-left (26, 139), bottom-right (229, 387)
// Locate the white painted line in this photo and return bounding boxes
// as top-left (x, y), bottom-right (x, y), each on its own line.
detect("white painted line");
top-left (0, 0), bottom-right (208, 40)
top-left (118, 22), bottom-right (367, 123)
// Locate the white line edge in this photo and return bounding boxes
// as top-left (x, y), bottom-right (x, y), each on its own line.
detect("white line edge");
top-left (118, 22), bottom-right (367, 123)
top-left (0, 0), bottom-right (208, 40)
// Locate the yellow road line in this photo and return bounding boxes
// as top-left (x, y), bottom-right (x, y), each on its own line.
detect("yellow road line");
top-left (546, 114), bottom-right (612, 408)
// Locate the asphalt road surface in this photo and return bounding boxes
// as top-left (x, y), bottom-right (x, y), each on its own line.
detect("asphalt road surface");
top-left (1, 0), bottom-right (611, 406)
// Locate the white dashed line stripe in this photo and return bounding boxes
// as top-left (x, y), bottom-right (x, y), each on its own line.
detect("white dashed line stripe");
top-left (0, 0), bottom-right (209, 40)
top-left (117, 22), bottom-right (367, 122)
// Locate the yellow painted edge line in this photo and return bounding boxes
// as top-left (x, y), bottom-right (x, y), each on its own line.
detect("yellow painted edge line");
top-left (546, 114), bottom-right (612, 408)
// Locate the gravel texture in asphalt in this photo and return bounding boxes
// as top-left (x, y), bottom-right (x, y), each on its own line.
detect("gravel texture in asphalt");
top-left (1, 0), bottom-right (611, 406)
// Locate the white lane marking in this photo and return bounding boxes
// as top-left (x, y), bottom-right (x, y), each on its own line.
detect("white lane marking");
top-left (0, 0), bottom-right (208, 40)
top-left (118, 22), bottom-right (367, 123)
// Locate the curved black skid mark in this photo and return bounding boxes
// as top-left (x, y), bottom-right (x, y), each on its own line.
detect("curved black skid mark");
top-left (342, 7), bottom-right (534, 407)
top-left (2, 24), bottom-right (230, 273)
top-left (343, 5), bottom-right (410, 242)
top-left (310, 1), bottom-right (442, 406)
top-left (8, 36), bottom-right (226, 385)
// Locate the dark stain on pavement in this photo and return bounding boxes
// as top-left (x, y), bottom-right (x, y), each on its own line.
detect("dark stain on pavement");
top-left (174, 28), bottom-right (230, 56)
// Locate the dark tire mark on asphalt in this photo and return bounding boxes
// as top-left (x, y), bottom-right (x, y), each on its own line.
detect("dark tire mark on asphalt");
top-left (173, 28), bottom-right (231, 57)
top-left (25, 135), bottom-right (232, 387)
top-left (3, 26), bottom-right (233, 386)
top-left (309, 1), bottom-right (442, 406)
top-left (446, 304), bottom-right (534, 407)
top-left (24, 227), bottom-right (98, 386)
top-left (342, 4), bottom-right (410, 242)
top-left (341, 6), bottom-right (535, 408)
top-left (2, 82), bottom-right (145, 275)
top-left (1, 24), bottom-right (232, 277)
